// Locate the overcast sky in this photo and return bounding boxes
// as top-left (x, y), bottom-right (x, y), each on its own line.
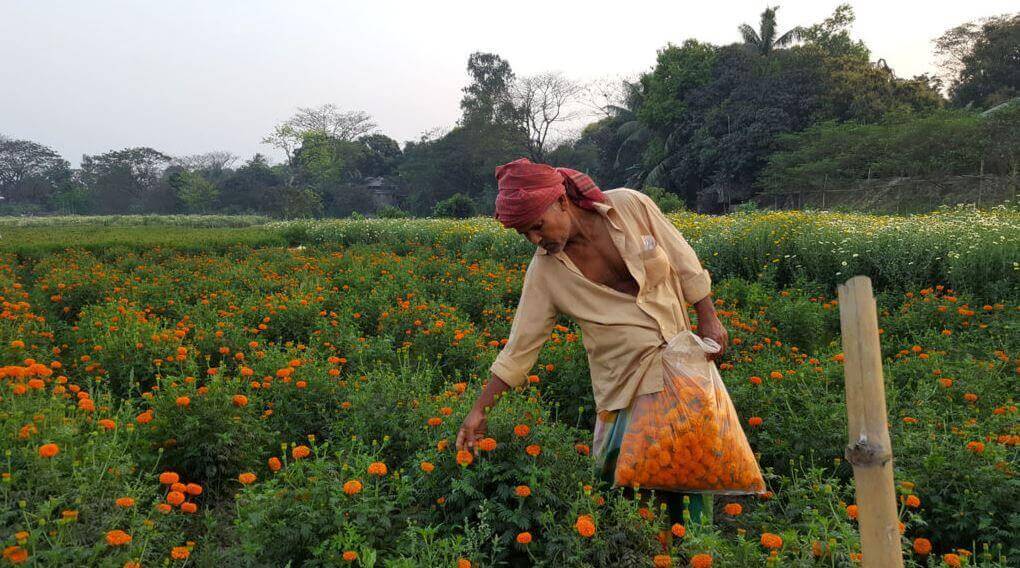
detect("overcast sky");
top-left (1, 0), bottom-right (1014, 166)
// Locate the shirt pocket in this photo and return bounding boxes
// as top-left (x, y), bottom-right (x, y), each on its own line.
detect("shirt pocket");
top-left (638, 238), bottom-right (671, 290)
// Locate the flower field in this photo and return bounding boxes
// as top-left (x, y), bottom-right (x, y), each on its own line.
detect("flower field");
top-left (0, 208), bottom-right (1017, 567)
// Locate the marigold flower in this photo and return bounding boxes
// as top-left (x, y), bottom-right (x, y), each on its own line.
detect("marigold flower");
top-left (292, 445), bottom-right (311, 459)
top-left (477, 437), bottom-right (497, 452)
top-left (905, 495), bottom-right (920, 508)
top-left (232, 394), bottom-right (248, 407)
top-left (342, 551), bottom-right (358, 562)
top-left (671, 523), bottom-right (685, 538)
top-left (185, 483), bottom-right (202, 496)
top-left (171, 546), bottom-right (190, 560)
top-left (2, 545), bottom-right (28, 565)
top-left (653, 555), bottom-right (672, 568)
top-left (525, 444), bottom-right (541, 457)
top-left (690, 553), bottom-right (713, 568)
top-left (180, 502), bottom-right (197, 514)
top-left (966, 441), bottom-right (985, 453)
top-left (575, 443), bottom-right (590, 455)
top-left (723, 503), bottom-right (742, 516)
top-left (515, 485), bottom-right (531, 498)
top-left (238, 472), bottom-right (257, 485)
top-left (105, 530), bottom-right (132, 547)
top-left (268, 457), bottom-right (282, 472)
top-left (912, 538), bottom-right (932, 556)
top-left (115, 497), bottom-right (135, 508)
top-left (748, 416), bottom-right (763, 427)
top-left (367, 462), bottom-right (388, 476)
top-left (159, 469), bottom-right (179, 483)
top-left (575, 514), bottom-right (596, 537)
top-left (846, 504), bottom-right (858, 520)
top-left (513, 424), bottom-right (530, 437)
top-left (456, 559), bottom-right (471, 568)
top-left (760, 532), bottom-right (783, 550)
top-left (516, 532), bottom-right (532, 545)
top-left (456, 450), bottom-right (474, 466)
top-left (427, 416), bottom-right (442, 427)
top-left (166, 491), bottom-right (186, 506)
top-left (98, 419), bottom-right (116, 431)
top-left (343, 480), bottom-right (363, 495)
top-left (963, 393), bottom-right (978, 402)
top-left (38, 443), bottom-right (59, 458)
top-left (175, 396), bottom-right (190, 407)
top-left (942, 553), bottom-right (962, 567)
top-left (420, 461), bottom-right (435, 473)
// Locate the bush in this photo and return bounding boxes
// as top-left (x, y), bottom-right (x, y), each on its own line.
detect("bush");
top-left (433, 193), bottom-right (478, 218)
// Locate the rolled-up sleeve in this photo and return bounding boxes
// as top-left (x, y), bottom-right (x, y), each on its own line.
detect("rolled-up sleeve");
top-left (635, 192), bottom-right (712, 305)
top-left (489, 260), bottom-right (558, 388)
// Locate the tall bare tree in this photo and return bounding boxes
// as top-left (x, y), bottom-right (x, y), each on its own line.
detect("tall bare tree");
top-left (511, 72), bottom-right (585, 162)
top-left (286, 104), bottom-right (377, 141)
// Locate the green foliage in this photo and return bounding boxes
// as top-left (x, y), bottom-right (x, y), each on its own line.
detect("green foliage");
top-left (641, 186), bottom-right (687, 213)
top-left (432, 192), bottom-right (478, 218)
top-left (758, 108), bottom-right (1015, 191)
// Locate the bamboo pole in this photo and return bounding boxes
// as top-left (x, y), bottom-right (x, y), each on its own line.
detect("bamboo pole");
top-left (837, 276), bottom-right (904, 568)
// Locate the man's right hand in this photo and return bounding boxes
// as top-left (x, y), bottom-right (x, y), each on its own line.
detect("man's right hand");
top-left (456, 408), bottom-right (487, 454)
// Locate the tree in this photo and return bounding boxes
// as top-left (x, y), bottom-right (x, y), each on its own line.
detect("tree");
top-left (0, 135), bottom-right (71, 211)
top-left (80, 147), bottom-right (172, 213)
top-left (796, 3), bottom-right (869, 61)
top-left (738, 6), bottom-right (803, 55)
top-left (218, 154), bottom-right (283, 214)
top-left (511, 71), bottom-right (586, 162)
top-left (460, 52), bottom-right (519, 127)
top-left (357, 133), bottom-right (403, 177)
top-left (936, 14), bottom-right (1020, 109)
top-left (169, 170), bottom-right (219, 213)
top-left (286, 105), bottom-right (377, 142)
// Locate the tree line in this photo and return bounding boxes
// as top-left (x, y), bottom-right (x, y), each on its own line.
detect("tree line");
top-left (2, 5), bottom-right (1017, 217)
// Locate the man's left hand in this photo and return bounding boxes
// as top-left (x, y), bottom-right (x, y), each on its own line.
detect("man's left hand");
top-left (696, 314), bottom-right (729, 362)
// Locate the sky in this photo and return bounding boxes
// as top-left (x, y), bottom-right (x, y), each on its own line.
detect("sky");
top-left (1, 0), bottom-right (1015, 167)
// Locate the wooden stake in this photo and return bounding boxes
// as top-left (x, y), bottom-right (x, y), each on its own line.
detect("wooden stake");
top-left (837, 276), bottom-right (904, 568)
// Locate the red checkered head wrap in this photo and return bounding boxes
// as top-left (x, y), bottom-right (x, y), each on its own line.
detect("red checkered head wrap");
top-left (493, 158), bottom-right (605, 230)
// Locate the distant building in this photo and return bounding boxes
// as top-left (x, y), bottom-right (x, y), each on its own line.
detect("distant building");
top-left (364, 176), bottom-right (405, 209)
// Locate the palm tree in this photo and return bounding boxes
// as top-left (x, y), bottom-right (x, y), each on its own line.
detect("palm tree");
top-left (738, 6), bottom-right (802, 55)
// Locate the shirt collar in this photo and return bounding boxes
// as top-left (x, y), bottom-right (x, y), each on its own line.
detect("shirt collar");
top-left (536, 199), bottom-right (622, 255)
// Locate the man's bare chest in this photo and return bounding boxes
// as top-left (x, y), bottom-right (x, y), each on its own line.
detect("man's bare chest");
top-left (564, 228), bottom-right (638, 297)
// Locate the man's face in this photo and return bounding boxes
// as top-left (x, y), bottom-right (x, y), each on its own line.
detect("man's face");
top-left (515, 195), bottom-right (571, 254)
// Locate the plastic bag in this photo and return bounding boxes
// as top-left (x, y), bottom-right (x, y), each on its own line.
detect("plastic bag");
top-left (613, 330), bottom-right (766, 494)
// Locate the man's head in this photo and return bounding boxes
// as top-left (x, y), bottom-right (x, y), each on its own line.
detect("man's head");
top-left (493, 158), bottom-right (606, 253)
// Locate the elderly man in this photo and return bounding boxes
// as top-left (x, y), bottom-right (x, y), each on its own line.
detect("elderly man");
top-left (455, 158), bottom-right (729, 525)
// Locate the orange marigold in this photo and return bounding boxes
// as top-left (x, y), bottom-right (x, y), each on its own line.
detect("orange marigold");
top-left (575, 514), bottom-right (596, 538)
top-left (420, 461), bottom-right (435, 473)
top-left (911, 538), bottom-right (931, 556)
top-left (166, 490), bottom-right (186, 506)
top-left (515, 485), bottom-right (531, 498)
top-left (105, 530), bottom-right (132, 547)
top-left (159, 469), bottom-right (179, 483)
top-left (942, 553), bottom-right (962, 567)
top-left (653, 555), bottom-right (672, 568)
top-left (846, 504), bottom-right (858, 520)
top-left (38, 443), bottom-right (59, 458)
top-left (723, 503), bottom-right (742, 516)
top-left (238, 472), bottom-right (257, 485)
top-left (516, 532), bottom-right (532, 545)
top-left (456, 450), bottom-right (474, 467)
top-left (2, 545), bottom-right (28, 565)
top-left (342, 551), bottom-right (358, 562)
top-left (115, 497), bottom-right (135, 508)
top-left (175, 396), bottom-right (190, 407)
top-left (343, 480), bottom-right (363, 495)
top-left (232, 394), bottom-right (248, 407)
top-left (367, 462), bottom-right (388, 476)
top-left (690, 553), bottom-right (713, 568)
top-left (525, 444), bottom-right (542, 457)
top-left (170, 546), bottom-right (190, 560)
top-left (671, 523), bottom-right (685, 538)
top-left (760, 532), bottom-right (783, 550)
top-left (514, 424), bottom-right (530, 437)
top-left (180, 502), bottom-right (197, 514)
top-left (905, 495), bottom-right (921, 508)
top-left (292, 445), bottom-right (311, 460)
top-left (477, 437), bottom-right (497, 452)
top-left (268, 457), bottom-right (282, 472)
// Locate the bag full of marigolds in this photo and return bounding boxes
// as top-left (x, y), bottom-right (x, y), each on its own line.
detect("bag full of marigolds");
top-left (613, 330), bottom-right (766, 494)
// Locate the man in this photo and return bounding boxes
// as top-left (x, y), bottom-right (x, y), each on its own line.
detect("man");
top-left (455, 158), bottom-right (729, 524)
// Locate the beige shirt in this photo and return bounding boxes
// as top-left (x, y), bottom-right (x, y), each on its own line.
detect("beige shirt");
top-left (489, 187), bottom-right (713, 412)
